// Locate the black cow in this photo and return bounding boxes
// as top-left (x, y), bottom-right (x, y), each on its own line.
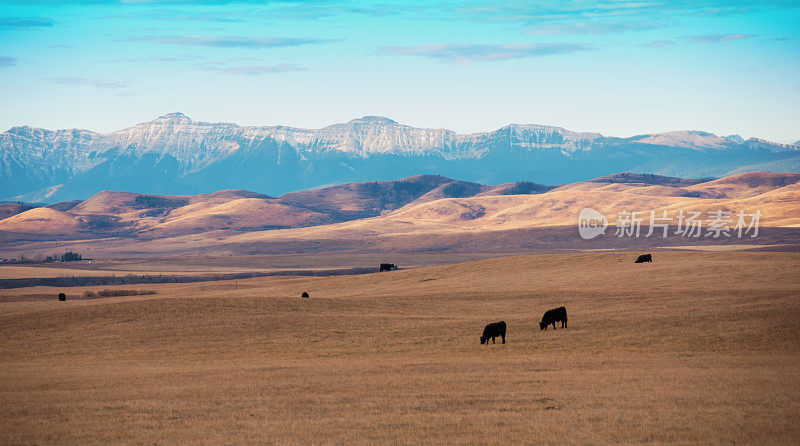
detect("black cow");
top-left (480, 321), bottom-right (506, 345)
top-left (379, 263), bottom-right (397, 272)
top-left (540, 307), bottom-right (567, 330)
top-left (301, 292), bottom-right (309, 298)
top-left (635, 254), bottom-right (653, 263)
top-left (58, 293), bottom-right (66, 302)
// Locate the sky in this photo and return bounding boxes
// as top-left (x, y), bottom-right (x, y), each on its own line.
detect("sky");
top-left (0, 0), bottom-right (799, 142)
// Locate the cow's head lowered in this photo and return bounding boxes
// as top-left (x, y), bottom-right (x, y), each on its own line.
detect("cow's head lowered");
top-left (539, 321), bottom-right (547, 330)
top-left (480, 336), bottom-right (487, 344)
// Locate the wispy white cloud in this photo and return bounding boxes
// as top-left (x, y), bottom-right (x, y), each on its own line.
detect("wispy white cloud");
top-left (0, 56), bottom-right (18, 67)
top-left (641, 40), bottom-right (675, 48)
top-left (526, 20), bottom-right (658, 35)
top-left (104, 9), bottom-right (245, 23)
top-left (192, 58), bottom-right (309, 75)
top-left (46, 77), bottom-right (129, 89)
top-left (0, 17), bottom-right (54, 29)
top-left (642, 34), bottom-right (757, 47)
top-left (217, 64), bottom-right (309, 75)
top-left (681, 33), bottom-right (755, 43)
top-left (106, 55), bottom-right (195, 63)
top-left (203, 64), bottom-right (308, 76)
top-left (378, 42), bottom-right (594, 65)
top-left (128, 35), bottom-right (339, 49)
top-left (453, 1), bottom-right (799, 24)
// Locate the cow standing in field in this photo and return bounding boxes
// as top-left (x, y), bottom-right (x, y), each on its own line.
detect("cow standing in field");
top-left (635, 254), bottom-right (653, 263)
top-left (540, 307), bottom-right (567, 330)
top-left (379, 263), bottom-right (397, 272)
top-left (480, 321), bottom-right (506, 345)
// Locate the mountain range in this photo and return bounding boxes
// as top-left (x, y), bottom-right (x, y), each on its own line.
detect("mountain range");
top-left (2, 113), bottom-right (799, 203)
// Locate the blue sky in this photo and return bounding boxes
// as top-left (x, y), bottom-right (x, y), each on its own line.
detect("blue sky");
top-left (1, 0), bottom-right (799, 142)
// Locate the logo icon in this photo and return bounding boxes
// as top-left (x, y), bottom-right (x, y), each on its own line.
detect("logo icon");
top-left (578, 207), bottom-right (608, 240)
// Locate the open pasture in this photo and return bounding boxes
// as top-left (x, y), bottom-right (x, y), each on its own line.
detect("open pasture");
top-left (1, 251), bottom-right (798, 443)
top-left (0, 252), bottom-right (517, 279)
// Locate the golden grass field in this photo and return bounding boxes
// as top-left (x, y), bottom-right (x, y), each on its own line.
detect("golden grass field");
top-left (1, 251), bottom-right (799, 443)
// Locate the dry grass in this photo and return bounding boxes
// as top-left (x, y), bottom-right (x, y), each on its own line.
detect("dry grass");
top-left (1, 251), bottom-right (799, 444)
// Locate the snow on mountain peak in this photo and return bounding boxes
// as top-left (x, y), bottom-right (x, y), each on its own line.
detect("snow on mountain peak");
top-left (501, 123), bottom-right (602, 153)
top-left (349, 116), bottom-right (398, 125)
top-left (633, 130), bottom-right (734, 151)
top-left (154, 112), bottom-right (192, 123)
top-left (724, 134), bottom-right (745, 144)
top-left (744, 138), bottom-right (800, 153)
top-left (3, 113), bottom-right (797, 194)
top-left (3, 113), bottom-right (799, 203)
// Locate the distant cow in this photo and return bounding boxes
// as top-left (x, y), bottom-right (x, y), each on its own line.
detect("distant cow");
top-left (58, 293), bottom-right (66, 302)
top-left (301, 292), bottom-right (309, 298)
top-left (379, 263), bottom-right (397, 272)
top-left (480, 321), bottom-right (506, 345)
top-left (540, 307), bottom-right (567, 330)
top-left (635, 254), bottom-right (653, 263)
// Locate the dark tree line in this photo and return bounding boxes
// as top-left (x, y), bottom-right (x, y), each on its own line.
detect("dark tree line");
top-left (441, 182), bottom-right (482, 198)
top-left (0, 267), bottom-right (377, 289)
top-left (84, 289), bottom-right (157, 298)
top-left (502, 181), bottom-right (554, 195)
top-left (45, 251), bottom-right (82, 262)
top-left (3, 251), bottom-right (84, 264)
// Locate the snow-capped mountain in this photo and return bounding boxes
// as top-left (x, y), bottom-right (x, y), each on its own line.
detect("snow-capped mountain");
top-left (2, 113), bottom-right (798, 202)
top-left (100, 113), bottom-right (602, 161)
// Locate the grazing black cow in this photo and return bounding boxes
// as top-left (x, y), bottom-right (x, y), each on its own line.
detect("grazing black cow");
top-left (540, 307), bottom-right (567, 330)
top-left (301, 292), bottom-right (309, 298)
top-left (480, 321), bottom-right (506, 345)
top-left (379, 263), bottom-right (397, 272)
top-left (635, 253), bottom-right (653, 263)
top-left (58, 293), bottom-right (66, 301)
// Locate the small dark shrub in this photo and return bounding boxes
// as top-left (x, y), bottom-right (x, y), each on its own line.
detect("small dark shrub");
top-left (441, 182), bottom-right (481, 198)
top-left (96, 289), bottom-right (157, 297)
top-left (133, 195), bottom-right (188, 210)
top-left (60, 251), bottom-right (82, 262)
top-left (502, 181), bottom-right (553, 195)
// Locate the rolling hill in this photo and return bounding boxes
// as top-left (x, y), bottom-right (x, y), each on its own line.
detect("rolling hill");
top-left (0, 175), bottom-right (491, 240)
top-left (0, 203), bottom-right (35, 220)
top-left (0, 171), bottom-right (798, 256)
